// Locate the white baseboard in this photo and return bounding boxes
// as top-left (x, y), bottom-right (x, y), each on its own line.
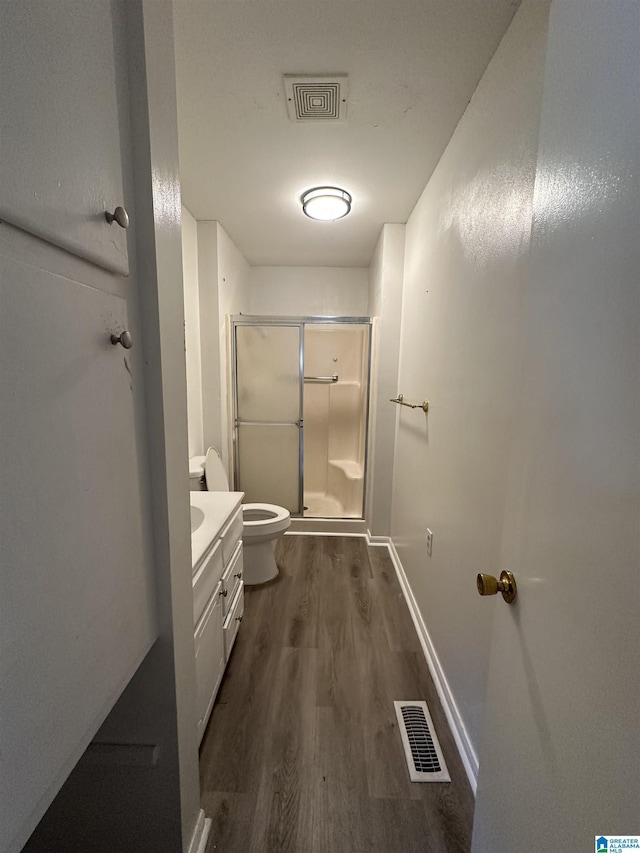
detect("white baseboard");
top-left (187, 809), bottom-right (211, 853)
top-left (365, 529), bottom-right (391, 546)
top-left (386, 539), bottom-right (479, 793)
top-left (288, 517), bottom-right (367, 535)
top-left (285, 529), bottom-right (388, 545)
top-left (285, 530), bottom-right (367, 538)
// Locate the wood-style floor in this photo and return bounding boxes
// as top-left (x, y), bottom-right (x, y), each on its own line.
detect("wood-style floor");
top-left (200, 535), bottom-right (474, 853)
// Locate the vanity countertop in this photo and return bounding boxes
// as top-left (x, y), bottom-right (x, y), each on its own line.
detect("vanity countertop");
top-left (190, 490), bottom-right (244, 570)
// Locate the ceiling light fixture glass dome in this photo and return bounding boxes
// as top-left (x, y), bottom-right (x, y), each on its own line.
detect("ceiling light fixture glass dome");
top-left (301, 186), bottom-right (352, 221)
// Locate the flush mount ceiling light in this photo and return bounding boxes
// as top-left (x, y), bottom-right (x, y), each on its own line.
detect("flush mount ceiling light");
top-left (301, 186), bottom-right (352, 221)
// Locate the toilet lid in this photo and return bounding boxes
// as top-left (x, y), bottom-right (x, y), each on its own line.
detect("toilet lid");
top-left (204, 447), bottom-right (230, 491)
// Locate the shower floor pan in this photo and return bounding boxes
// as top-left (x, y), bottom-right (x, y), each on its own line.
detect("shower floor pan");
top-left (303, 491), bottom-right (361, 519)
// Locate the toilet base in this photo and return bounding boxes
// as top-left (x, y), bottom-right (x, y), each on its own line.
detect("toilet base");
top-left (243, 537), bottom-right (281, 585)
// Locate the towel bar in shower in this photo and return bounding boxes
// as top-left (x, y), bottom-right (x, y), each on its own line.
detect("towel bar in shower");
top-left (390, 393), bottom-right (429, 413)
top-left (304, 374), bottom-right (339, 383)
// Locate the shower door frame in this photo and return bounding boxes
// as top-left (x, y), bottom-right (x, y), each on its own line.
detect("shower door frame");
top-left (231, 315), bottom-right (373, 520)
top-left (232, 317), bottom-right (305, 515)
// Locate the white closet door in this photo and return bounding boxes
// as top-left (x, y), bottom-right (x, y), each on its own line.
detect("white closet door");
top-left (0, 0), bottom-right (129, 275)
top-left (0, 254), bottom-right (157, 853)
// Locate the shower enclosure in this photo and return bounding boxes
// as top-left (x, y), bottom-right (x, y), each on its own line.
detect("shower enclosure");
top-left (232, 316), bottom-right (371, 519)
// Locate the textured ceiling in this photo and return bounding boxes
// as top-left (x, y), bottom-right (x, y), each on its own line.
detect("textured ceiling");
top-left (174, 0), bottom-right (521, 267)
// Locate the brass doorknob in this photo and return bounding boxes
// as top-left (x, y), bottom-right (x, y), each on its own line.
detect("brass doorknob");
top-left (477, 571), bottom-right (517, 604)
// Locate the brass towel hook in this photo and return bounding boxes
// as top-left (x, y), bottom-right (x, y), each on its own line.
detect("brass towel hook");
top-left (390, 393), bottom-right (429, 413)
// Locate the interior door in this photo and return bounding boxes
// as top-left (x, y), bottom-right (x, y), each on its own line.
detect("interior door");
top-left (234, 323), bottom-right (303, 514)
top-left (472, 4), bottom-right (639, 850)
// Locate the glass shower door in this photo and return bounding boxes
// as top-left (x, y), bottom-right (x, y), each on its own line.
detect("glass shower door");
top-left (234, 323), bottom-right (303, 514)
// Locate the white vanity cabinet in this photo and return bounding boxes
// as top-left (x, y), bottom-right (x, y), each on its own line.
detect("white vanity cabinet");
top-left (191, 493), bottom-right (245, 744)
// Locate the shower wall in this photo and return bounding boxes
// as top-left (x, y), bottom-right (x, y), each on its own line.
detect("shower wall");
top-left (303, 325), bottom-right (369, 517)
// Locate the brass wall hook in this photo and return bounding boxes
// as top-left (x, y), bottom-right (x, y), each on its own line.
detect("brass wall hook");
top-left (477, 571), bottom-right (517, 604)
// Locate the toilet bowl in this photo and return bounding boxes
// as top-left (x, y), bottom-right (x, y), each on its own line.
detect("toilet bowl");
top-left (189, 449), bottom-right (291, 585)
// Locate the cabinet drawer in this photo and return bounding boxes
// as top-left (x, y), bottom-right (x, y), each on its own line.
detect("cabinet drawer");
top-left (220, 506), bottom-right (243, 565)
top-left (223, 581), bottom-right (244, 661)
top-left (221, 541), bottom-right (243, 617)
top-left (192, 538), bottom-right (223, 626)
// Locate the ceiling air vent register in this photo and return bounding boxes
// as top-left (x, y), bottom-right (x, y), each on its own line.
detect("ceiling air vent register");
top-left (284, 75), bottom-right (349, 122)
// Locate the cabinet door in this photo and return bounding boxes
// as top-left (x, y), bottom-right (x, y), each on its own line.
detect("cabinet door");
top-left (0, 254), bottom-right (156, 853)
top-left (0, 0), bottom-right (129, 275)
top-left (192, 538), bottom-right (224, 626)
top-left (195, 584), bottom-right (225, 745)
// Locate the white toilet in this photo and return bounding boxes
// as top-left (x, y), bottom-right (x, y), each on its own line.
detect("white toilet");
top-left (189, 448), bottom-right (291, 585)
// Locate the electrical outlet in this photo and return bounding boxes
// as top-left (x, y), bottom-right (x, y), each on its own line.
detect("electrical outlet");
top-left (426, 529), bottom-right (433, 556)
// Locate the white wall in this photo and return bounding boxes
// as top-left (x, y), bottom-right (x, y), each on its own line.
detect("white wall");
top-left (390, 0), bottom-right (550, 776)
top-left (216, 223), bottom-right (251, 472)
top-left (196, 221), bottom-right (221, 459)
top-left (217, 222), bottom-right (251, 319)
top-left (195, 221), bottom-right (251, 474)
top-left (181, 205), bottom-right (203, 457)
top-left (248, 266), bottom-right (368, 317)
top-left (366, 224), bottom-right (405, 537)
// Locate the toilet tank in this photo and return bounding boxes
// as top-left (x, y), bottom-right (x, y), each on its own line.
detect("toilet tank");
top-left (189, 456), bottom-right (206, 491)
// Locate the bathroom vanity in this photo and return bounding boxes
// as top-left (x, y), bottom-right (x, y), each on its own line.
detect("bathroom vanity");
top-left (190, 490), bottom-right (245, 744)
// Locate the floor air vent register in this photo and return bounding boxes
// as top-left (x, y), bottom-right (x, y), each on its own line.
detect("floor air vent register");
top-left (394, 701), bottom-right (451, 783)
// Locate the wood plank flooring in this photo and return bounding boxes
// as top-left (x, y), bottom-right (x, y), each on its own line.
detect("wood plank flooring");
top-left (200, 536), bottom-right (474, 853)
